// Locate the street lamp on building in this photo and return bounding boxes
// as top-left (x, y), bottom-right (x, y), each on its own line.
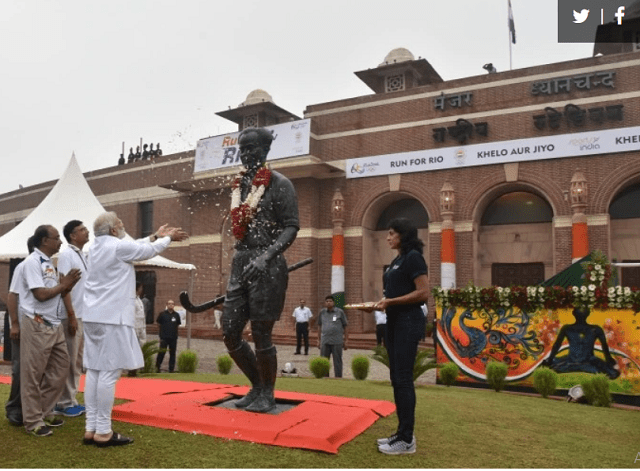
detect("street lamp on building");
top-left (570, 170), bottom-right (588, 209)
top-left (440, 181), bottom-right (455, 215)
top-left (332, 188), bottom-right (345, 225)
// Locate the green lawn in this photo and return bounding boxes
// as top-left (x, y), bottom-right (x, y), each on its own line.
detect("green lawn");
top-left (1, 373), bottom-right (639, 468)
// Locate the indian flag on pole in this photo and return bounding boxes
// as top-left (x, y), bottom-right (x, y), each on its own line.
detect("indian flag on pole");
top-left (508, 0), bottom-right (516, 44)
top-left (331, 232), bottom-right (345, 309)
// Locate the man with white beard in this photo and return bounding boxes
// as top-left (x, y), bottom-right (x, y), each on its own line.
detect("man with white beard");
top-left (82, 211), bottom-right (187, 447)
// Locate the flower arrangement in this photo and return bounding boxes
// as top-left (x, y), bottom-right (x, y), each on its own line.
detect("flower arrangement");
top-left (230, 166), bottom-right (271, 240)
top-left (433, 250), bottom-right (640, 313)
top-left (583, 250), bottom-right (612, 288)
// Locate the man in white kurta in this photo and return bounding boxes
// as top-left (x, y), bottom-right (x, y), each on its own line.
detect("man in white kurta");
top-left (82, 212), bottom-right (187, 447)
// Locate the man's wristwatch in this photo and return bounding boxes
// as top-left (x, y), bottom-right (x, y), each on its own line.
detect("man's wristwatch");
top-left (150, 233), bottom-right (158, 242)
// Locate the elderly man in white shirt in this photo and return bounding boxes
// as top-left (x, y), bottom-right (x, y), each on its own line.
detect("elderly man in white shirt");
top-left (20, 225), bottom-right (81, 437)
top-left (82, 211), bottom-right (187, 448)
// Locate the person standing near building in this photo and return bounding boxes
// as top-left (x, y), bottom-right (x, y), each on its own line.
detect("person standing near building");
top-left (372, 218), bottom-right (429, 455)
top-left (292, 299), bottom-right (313, 355)
top-left (134, 283), bottom-right (147, 346)
top-left (82, 212), bottom-right (187, 447)
top-left (374, 309), bottom-right (387, 347)
top-left (317, 295), bottom-right (348, 378)
top-left (4, 236), bottom-right (35, 427)
top-left (213, 298), bottom-right (223, 330)
top-left (141, 293), bottom-right (152, 325)
top-left (155, 300), bottom-right (181, 373)
top-left (127, 283), bottom-right (148, 378)
top-left (21, 225), bottom-right (81, 437)
top-left (53, 220), bottom-right (89, 418)
top-left (1, 297), bottom-right (7, 361)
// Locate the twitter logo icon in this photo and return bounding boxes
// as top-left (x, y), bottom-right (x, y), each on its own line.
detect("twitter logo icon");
top-left (573, 9), bottom-right (590, 23)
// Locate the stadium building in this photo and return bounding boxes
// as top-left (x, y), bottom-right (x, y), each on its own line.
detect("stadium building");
top-left (2, 37), bottom-right (640, 347)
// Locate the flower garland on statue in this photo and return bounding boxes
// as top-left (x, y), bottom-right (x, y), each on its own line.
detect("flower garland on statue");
top-left (230, 166), bottom-right (272, 240)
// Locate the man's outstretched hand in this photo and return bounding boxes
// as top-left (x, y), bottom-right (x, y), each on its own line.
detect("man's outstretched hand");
top-left (156, 224), bottom-right (189, 242)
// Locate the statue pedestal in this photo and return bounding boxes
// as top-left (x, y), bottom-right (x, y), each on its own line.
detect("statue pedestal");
top-left (85, 377), bottom-right (395, 453)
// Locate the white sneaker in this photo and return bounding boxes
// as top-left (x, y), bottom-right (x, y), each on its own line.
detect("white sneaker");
top-left (377, 434), bottom-right (414, 446)
top-left (378, 437), bottom-right (416, 455)
top-left (376, 433), bottom-right (398, 446)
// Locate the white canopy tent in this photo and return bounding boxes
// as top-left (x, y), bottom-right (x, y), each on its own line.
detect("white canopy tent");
top-left (0, 154), bottom-right (195, 271)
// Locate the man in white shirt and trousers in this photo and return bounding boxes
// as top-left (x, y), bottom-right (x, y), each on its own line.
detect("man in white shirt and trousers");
top-left (53, 220), bottom-right (90, 418)
top-left (20, 225), bottom-right (81, 436)
top-left (82, 212), bottom-right (187, 447)
top-left (374, 309), bottom-right (387, 347)
top-left (292, 299), bottom-right (313, 355)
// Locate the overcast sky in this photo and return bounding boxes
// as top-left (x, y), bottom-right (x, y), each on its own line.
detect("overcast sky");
top-left (0, 0), bottom-right (594, 195)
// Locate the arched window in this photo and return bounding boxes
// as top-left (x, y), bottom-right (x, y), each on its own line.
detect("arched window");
top-left (376, 198), bottom-right (429, 230)
top-left (481, 192), bottom-right (553, 226)
top-left (610, 183), bottom-right (640, 219)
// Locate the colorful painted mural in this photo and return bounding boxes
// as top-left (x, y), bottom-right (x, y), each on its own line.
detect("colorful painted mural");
top-left (435, 306), bottom-right (640, 394)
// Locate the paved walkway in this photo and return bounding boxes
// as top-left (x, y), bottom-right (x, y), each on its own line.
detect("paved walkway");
top-left (0, 336), bottom-right (437, 384)
top-left (175, 337), bottom-right (436, 384)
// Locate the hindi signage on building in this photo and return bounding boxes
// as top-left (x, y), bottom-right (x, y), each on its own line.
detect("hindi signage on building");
top-left (194, 119), bottom-right (311, 173)
top-left (346, 125), bottom-right (640, 179)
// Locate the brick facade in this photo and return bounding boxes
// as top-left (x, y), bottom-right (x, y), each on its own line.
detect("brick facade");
top-left (2, 50), bottom-right (640, 346)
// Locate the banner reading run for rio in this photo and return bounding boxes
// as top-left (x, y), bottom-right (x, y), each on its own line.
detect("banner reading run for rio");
top-left (194, 119), bottom-right (311, 173)
top-left (436, 306), bottom-right (640, 394)
top-left (347, 125), bottom-right (640, 179)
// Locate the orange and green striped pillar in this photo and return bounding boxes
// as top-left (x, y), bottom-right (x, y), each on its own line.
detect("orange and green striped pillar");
top-left (440, 182), bottom-right (456, 288)
top-left (441, 219), bottom-right (456, 288)
top-left (570, 171), bottom-right (589, 263)
top-left (331, 231), bottom-right (345, 308)
top-left (331, 188), bottom-right (346, 309)
top-left (572, 213), bottom-right (589, 263)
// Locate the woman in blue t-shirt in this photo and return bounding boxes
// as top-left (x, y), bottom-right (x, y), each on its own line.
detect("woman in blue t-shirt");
top-left (373, 218), bottom-right (429, 455)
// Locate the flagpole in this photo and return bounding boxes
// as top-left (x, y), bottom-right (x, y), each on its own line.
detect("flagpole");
top-left (508, 0), bottom-right (513, 70)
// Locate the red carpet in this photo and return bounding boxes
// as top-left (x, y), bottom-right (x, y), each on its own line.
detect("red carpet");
top-left (1, 375), bottom-right (395, 453)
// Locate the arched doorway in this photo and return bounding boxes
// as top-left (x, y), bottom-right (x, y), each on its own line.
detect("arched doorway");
top-left (609, 182), bottom-right (640, 288)
top-left (477, 191), bottom-right (554, 287)
top-left (362, 195), bottom-right (429, 332)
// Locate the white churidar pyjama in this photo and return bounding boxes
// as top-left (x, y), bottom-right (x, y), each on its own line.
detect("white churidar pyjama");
top-left (84, 368), bottom-right (121, 435)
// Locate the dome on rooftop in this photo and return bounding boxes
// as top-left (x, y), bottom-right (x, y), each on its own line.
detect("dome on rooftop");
top-left (241, 89), bottom-right (274, 106)
top-left (379, 48), bottom-right (415, 66)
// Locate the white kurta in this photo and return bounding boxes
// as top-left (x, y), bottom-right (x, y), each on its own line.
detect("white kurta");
top-left (83, 234), bottom-right (171, 370)
top-left (83, 323), bottom-right (144, 370)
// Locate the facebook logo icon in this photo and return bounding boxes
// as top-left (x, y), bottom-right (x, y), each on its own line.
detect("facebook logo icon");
top-left (558, 0), bottom-right (635, 43)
